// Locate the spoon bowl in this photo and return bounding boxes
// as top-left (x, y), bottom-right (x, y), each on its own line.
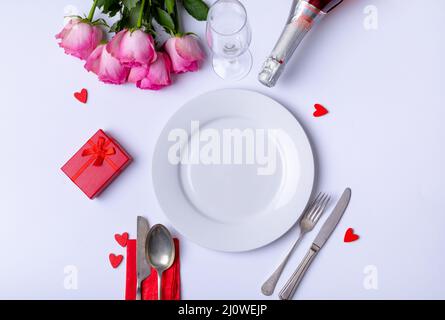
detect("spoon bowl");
top-left (145, 224), bottom-right (175, 300)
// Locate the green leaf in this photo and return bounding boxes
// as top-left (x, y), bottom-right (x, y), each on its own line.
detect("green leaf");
top-left (96, 0), bottom-right (121, 17)
top-left (165, 0), bottom-right (175, 14)
top-left (110, 3), bottom-right (142, 32)
top-left (156, 8), bottom-right (175, 32)
top-left (122, 0), bottom-right (139, 11)
top-left (110, 20), bottom-right (123, 33)
top-left (127, 3), bottom-right (142, 28)
top-left (183, 0), bottom-right (209, 21)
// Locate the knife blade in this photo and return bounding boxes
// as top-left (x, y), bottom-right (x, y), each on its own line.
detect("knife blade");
top-left (313, 187), bottom-right (351, 250)
top-left (136, 216), bottom-right (151, 300)
top-left (279, 188), bottom-right (352, 300)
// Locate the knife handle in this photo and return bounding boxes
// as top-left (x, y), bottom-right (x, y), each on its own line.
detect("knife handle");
top-left (279, 244), bottom-right (319, 300)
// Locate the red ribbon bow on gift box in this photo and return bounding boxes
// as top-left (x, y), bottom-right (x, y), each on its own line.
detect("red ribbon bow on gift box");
top-left (71, 136), bottom-right (119, 181)
top-left (82, 137), bottom-right (116, 166)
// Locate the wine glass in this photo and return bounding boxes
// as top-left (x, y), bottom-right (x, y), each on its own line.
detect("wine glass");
top-left (206, 0), bottom-right (252, 81)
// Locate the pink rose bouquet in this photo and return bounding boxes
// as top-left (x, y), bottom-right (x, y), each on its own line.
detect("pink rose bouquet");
top-left (56, 0), bottom-right (208, 91)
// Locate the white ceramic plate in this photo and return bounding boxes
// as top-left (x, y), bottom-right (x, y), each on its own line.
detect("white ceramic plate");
top-left (152, 89), bottom-right (315, 252)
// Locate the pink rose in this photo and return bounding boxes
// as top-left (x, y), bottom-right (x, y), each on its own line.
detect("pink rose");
top-left (164, 35), bottom-right (205, 74)
top-left (107, 29), bottom-right (157, 67)
top-left (84, 44), bottom-right (130, 85)
top-left (128, 52), bottom-right (172, 90)
top-left (55, 18), bottom-right (103, 60)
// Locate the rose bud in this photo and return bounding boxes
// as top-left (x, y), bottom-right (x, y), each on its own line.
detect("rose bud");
top-left (164, 35), bottom-right (205, 74)
top-left (107, 29), bottom-right (157, 67)
top-left (128, 52), bottom-right (172, 90)
top-left (55, 18), bottom-right (103, 60)
top-left (84, 44), bottom-right (130, 85)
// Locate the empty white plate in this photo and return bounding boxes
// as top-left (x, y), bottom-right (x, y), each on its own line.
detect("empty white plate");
top-left (152, 89), bottom-right (315, 252)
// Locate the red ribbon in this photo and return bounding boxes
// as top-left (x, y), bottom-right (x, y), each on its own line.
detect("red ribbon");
top-left (82, 137), bottom-right (116, 166)
top-left (71, 137), bottom-right (119, 181)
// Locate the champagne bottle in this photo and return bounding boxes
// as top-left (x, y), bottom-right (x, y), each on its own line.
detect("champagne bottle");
top-left (258, 0), bottom-right (343, 87)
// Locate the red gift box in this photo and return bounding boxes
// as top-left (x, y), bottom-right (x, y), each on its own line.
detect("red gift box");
top-left (61, 129), bottom-right (132, 199)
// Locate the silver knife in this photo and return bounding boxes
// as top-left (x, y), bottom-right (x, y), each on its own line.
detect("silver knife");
top-left (279, 188), bottom-right (352, 300)
top-left (136, 216), bottom-right (151, 300)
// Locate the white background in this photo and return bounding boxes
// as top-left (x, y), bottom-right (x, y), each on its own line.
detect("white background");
top-left (0, 0), bottom-right (444, 299)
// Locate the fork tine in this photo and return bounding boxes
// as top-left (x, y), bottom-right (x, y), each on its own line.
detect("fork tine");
top-left (309, 193), bottom-right (328, 220)
top-left (312, 195), bottom-right (330, 223)
top-left (310, 192), bottom-right (322, 207)
top-left (308, 193), bottom-right (326, 220)
top-left (304, 192), bottom-right (322, 217)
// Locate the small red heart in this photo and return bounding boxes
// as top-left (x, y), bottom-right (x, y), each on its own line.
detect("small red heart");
top-left (74, 88), bottom-right (88, 104)
top-left (344, 228), bottom-right (359, 242)
top-left (114, 232), bottom-right (129, 247)
top-left (109, 254), bottom-right (123, 268)
top-left (313, 103), bottom-right (328, 117)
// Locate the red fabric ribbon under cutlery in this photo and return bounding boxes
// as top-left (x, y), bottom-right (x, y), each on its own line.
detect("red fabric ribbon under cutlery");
top-left (125, 238), bottom-right (181, 300)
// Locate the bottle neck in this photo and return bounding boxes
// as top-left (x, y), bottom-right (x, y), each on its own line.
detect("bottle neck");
top-left (258, 1), bottom-right (326, 87)
top-left (275, 1), bottom-right (325, 60)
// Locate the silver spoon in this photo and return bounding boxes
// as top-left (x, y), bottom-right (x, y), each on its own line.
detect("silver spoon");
top-left (145, 224), bottom-right (175, 300)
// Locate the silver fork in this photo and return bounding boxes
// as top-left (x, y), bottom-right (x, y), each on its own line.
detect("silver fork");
top-left (261, 192), bottom-right (330, 296)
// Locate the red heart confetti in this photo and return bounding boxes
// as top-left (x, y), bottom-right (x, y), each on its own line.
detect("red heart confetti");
top-left (344, 228), bottom-right (359, 242)
top-left (115, 232), bottom-right (129, 247)
top-left (313, 103), bottom-right (328, 117)
top-left (74, 88), bottom-right (88, 104)
top-left (109, 253), bottom-right (124, 268)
